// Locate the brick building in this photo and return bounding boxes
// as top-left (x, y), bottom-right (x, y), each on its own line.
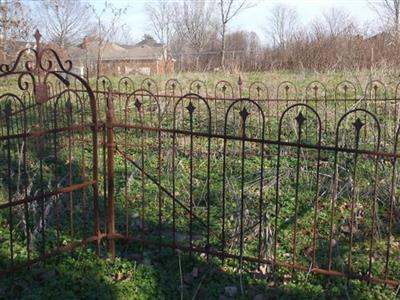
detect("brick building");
top-left (69, 36), bottom-right (175, 76)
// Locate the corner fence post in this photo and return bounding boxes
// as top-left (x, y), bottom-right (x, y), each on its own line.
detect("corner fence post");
top-left (106, 88), bottom-right (116, 258)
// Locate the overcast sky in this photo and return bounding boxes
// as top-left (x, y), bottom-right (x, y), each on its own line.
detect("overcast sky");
top-left (88, 0), bottom-right (377, 43)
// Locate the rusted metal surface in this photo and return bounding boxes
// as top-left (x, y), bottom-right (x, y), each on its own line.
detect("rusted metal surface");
top-left (0, 30), bottom-right (100, 276)
top-left (103, 77), bottom-right (400, 288)
top-left (106, 88), bottom-right (116, 258)
top-left (86, 76), bottom-right (400, 152)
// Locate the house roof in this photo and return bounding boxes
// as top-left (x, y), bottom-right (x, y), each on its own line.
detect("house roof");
top-left (69, 36), bottom-right (166, 62)
top-left (0, 38), bottom-right (35, 55)
top-left (134, 36), bottom-right (163, 47)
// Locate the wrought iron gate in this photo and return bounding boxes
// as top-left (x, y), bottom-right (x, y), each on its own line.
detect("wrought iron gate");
top-left (0, 30), bottom-right (100, 276)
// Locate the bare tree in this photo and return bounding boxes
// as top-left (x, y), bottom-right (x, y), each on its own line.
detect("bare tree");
top-left (369, 0), bottom-right (400, 35)
top-left (88, 2), bottom-right (127, 78)
top-left (322, 7), bottom-right (357, 37)
top-left (266, 4), bottom-right (299, 49)
top-left (114, 24), bottom-right (136, 45)
top-left (0, 0), bottom-right (31, 40)
top-left (173, 0), bottom-right (218, 69)
top-left (145, 0), bottom-right (174, 46)
top-left (0, 0), bottom-right (31, 60)
top-left (219, 0), bottom-right (254, 70)
top-left (36, 0), bottom-right (92, 48)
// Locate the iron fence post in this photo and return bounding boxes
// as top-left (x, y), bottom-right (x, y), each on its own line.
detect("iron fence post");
top-left (106, 88), bottom-right (116, 258)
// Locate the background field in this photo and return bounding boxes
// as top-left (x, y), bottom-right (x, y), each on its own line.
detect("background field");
top-left (1, 70), bottom-right (400, 300)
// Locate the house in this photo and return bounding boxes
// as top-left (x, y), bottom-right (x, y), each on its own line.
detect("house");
top-left (68, 35), bottom-right (175, 76)
top-left (0, 37), bottom-right (35, 64)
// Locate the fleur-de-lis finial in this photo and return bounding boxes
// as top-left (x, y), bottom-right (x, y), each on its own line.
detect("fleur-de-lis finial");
top-left (352, 118), bottom-right (364, 132)
top-left (186, 102), bottom-right (196, 114)
top-left (134, 98), bottom-right (142, 110)
top-left (34, 29), bottom-right (42, 45)
top-left (295, 111), bottom-right (306, 126)
top-left (239, 107), bottom-right (250, 121)
top-left (238, 76), bottom-right (243, 86)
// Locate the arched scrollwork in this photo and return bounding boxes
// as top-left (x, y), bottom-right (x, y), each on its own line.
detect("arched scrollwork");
top-left (0, 30), bottom-right (73, 76)
top-left (0, 30), bottom-right (100, 277)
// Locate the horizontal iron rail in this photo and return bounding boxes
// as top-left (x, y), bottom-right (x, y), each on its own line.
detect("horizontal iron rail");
top-left (0, 234), bottom-right (101, 278)
top-left (0, 122), bottom-right (105, 141)
top-left (112, 123), bottom-right (394, 159)
top-left (0, 180), bottom-right (96, 209)
top-left (106, 232), bottom-right (400, 287)
top-left (75, 89), bottom-right (399, 102)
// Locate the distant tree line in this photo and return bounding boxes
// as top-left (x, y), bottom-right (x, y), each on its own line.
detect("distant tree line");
top-left (146, 0), bottom-right (400, 72)
top-left (2, 0), bottom-right (400, 72)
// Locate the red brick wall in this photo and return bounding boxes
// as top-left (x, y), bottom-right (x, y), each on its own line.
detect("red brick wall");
top-left (99, 59), bottom-right (175, 75)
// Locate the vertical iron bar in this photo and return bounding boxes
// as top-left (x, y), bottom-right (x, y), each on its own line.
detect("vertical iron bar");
top-left (347, 119), bottom-right (363, 273)
top-left (22, 110), bottom-right (30, 263)
top-left (384, 138), bottom-right (397, 281)
top-left (37, 104), bottom-right (46, 258)
top-left (157, 110), bottom-right (162, 251)
top-left (257, 114), bottom-right (265, 268)
top-left (239, 107), bottom-right (249, 274)
top-left (106, 89), bottom-right (116, 258)
top-left (172, 106), bottom-right (177, 249)
top-left (53, 103), bottom-right (61, 247)
top-left (292, 112), bottom-right (305, 272)
top-left (206, 114), bottom-right (211, 262)
top-left (5, 103), bottom-right (14, 273)
top-left (311, 138), bottom-right (322, 268)
top-left (188, 101), bottom-right (194, 259)
top-left (66, 99), bottom-right (74, 239)
top-left (124, 98), bottom-right (129, 237)
top-left (221, 120), bottom-right (228, 264)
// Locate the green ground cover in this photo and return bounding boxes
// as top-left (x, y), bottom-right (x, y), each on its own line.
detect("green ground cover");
top-left (1, 71), bottom-right (400, 299)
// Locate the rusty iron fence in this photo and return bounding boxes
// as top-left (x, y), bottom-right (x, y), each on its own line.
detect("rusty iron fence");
top-left (0, 31), bottom-right (101, 277)
top-left (99, 80), bottom-right (400, 287)
top-left (1, 31), bottom-right (400, 289)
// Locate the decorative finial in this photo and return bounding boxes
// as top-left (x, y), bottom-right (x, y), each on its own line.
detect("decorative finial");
top-left (186, 102), bottom-right (196, 114)
top-left (352, 118), bottom-right (364, 132)
top-left (134, 98), bottom-right (142, 110)
top-left (239, 107), bottom-right (250, 122)
top-left (34, 29), bottom-right (42, 44)
top-left (238, 76), bottom-right (243, 86)
top-left (295, 111), bottom-right (306, 126)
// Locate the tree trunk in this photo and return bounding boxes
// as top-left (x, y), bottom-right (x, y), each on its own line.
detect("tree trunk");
top-left (221, 23), bottom-right (226, 70)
